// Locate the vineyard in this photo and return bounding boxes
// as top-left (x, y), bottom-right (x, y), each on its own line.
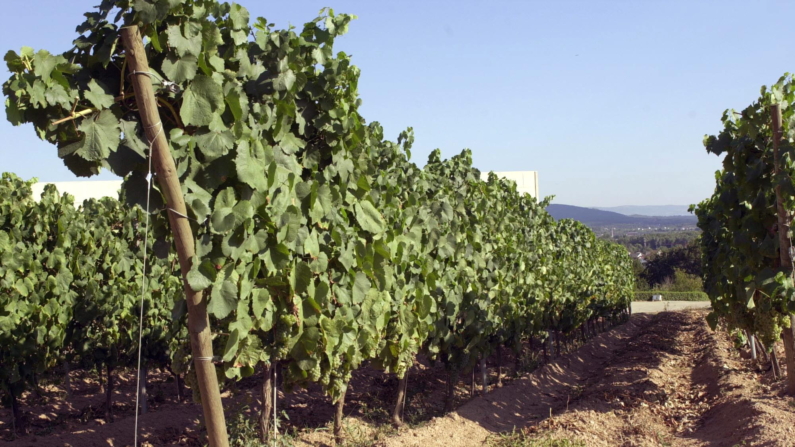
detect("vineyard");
top-left (2, 1), bottom-right (795, 447)
top-left (0, 1), bottom-right (635, 446)
top-left (693, 75), bottom-right (795, 395)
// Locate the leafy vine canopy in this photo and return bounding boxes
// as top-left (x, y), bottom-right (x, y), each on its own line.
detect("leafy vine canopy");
top-left (2, 0), bottom-right (635, 401)
top-left (3, 0), bottom-right (399, 395)
top-left (694, 74), bottom-right (795, 344)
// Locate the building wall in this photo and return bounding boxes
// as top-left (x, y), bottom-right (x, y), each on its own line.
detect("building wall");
top-left (479, 171), bottom-right (539, 199)
top-left (31, 171), bottom-right (540, 204)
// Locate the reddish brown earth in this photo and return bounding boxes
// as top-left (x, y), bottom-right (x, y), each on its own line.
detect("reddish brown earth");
top-left (2, 311), bottom-right (794, 447)
top-left (375, 311), bottom-right (795, 447)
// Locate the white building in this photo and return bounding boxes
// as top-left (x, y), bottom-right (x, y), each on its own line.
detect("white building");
top-left (480, 171), bottom-right (539, 199)
top-left (31, 180), bottom-right (123, 204)
top-left (31, 171), bottom-right (540, 204)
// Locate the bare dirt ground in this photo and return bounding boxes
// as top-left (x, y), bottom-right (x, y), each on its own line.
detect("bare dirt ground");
top-left (375, 311), bottom-right (795, 447)
top-left (3, 310), bottom-right (793, 447)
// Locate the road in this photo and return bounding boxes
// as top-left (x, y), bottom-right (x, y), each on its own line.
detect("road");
top-left (631, 300), bottom-right (711, 314)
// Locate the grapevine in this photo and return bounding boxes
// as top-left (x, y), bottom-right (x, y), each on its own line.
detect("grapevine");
top-left (2, 0), bottom-right (635, 438)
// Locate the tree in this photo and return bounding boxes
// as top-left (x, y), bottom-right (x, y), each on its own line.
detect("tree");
top-left (657, 269), bottom-right (703, 292)
top-left (642, 241), bottom-right (701, 288)
top-left (631, 258), bottom-right (649, 290)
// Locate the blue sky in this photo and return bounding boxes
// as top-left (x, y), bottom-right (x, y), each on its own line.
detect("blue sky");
top-left (2, 0), bottom-right (793, 207)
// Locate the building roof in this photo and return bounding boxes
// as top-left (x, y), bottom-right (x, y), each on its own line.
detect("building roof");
top-left (31, 180), bottom-right (123, 205)
top-left (479, 171), bottom-right (539, 198)
top-left (31, 171), bottom-right (540, 204)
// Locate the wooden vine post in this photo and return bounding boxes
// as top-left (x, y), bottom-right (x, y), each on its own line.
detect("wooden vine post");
top-left (770, 103), bottom-right (795, 394)
top-left (120, 26), bottom-right (230, 446)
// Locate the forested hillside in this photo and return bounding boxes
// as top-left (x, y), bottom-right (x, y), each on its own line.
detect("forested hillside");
top-left (546, 204), bottom-right (697, 230)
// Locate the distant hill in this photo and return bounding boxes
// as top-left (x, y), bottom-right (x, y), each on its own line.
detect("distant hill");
top-left (594, 205), bottom-right (692, 217)
top-left (546, 204), bottom-right (697, 228)
top-left (546, 204), bottom-right (637, 225)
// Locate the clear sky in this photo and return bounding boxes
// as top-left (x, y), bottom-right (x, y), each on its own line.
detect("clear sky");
top-left (2, 0), bottom-right (794, 207)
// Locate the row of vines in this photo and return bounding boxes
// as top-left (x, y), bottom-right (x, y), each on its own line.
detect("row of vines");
top-left (1, 0), bottom-right (634, 443)
top-left (0, 173), bottom-right (184, 430)
top-left (694, 75), bottom-right (795, 392)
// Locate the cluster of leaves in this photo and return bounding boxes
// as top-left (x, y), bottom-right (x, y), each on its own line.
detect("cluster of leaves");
top-left (67, 195), bottom-right (185, 374)
top-left (0, 174), bottom-right (80, 400)
top-left (0, 173), bottom-right (182, 405)
top-left (2, 0), bottom-right (634, 402)
top-left (693, 74), bottom-right (795, 347)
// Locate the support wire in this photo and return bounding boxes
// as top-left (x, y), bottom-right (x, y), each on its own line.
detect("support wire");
top-left (133, 121), bottom-right (162, 447)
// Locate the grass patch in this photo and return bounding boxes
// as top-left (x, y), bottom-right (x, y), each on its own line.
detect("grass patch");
top-left (226, 404), bottom-right (296, 447)
top-left (486, 429), bottom-right (585, 447)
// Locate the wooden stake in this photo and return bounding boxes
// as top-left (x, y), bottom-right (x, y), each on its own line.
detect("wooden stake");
top-left (334, 387), bottom-right (347, 445)
top-left (555, 331), bottom-right (561, 357)
top-left (444, 369), bottom-right (458, 413)
top-left (480, 357), bottom-right (488, 394)
top-left (64, 361), bottom-right (72, 398)
top-left (120, 26), bottom-right (229, 447)
top-left (772, 347), bottom-right (782, 379)
top-left (105, 364), bottom-right (114, 422)
top-left (496, 345), bottom-right (503, 387)
top-left (392, 370), bottom-right (408, 427)
top-left (470, 367), bottom-right (475, 397)
top-left (176, 373), bottom-right (185, 403)
top-left (770, 104), bottom-right (795, 394)
top-left (259, 362), bottom-right (273, 443)
top-left (97, 363), bottom-right (104, 394)
top-left (8, 384), bottom-right (23, 435)
top-left (747, 331), bottom-right (757, 361)
top-left (757, 337), bottom-right (770, 364)
top-left (138, 364), bottom-right (148, 415)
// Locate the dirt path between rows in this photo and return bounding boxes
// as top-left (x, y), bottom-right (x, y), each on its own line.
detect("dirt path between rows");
top-left (5, 311), bottom-right (794, 447)
top-left (376, 311), bottom-right (795, 447)
top-left (375, 314), bottom-right (653, 447)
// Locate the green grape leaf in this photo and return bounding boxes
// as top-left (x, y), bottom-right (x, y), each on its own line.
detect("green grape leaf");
top-left (274, 69), bottom-right (296, 92)
top-left (290, 261), bottom-right (313, 295)
top-left (235, 140), bottom-right (269, 190)
top-left (277, 132), bottom-right (306, 155)
top-left (355, 201), bottom-right (385, 234)
top-left (166, 22), bottom-right (203, 57)
top-left (195, 127), bottom-right (235, 161)
top-left (84, 79), bottom-right (115, 109)
top-left (75, 110), bottom-right (120, 161)
top-left (119, 119), bottom-right (149, 157)
top-left (209, 280), bottom-right (238, 319)
top-left (211, 187), bottom-right (238, 233)
top-left (229, 3), bottom-right (250, 29)
top-left (180, 75), bottom-right (224, 126)
top-left (352, 272), bottom-right (370, 305)
top-left (187, 257), bottom-right (214, 291)
top-left (222, 329), bottom-right (240, 362)
top-left (161, 52), bottom-right (198, 83)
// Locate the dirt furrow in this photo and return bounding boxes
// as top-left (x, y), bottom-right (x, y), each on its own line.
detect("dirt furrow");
top-left (8, 311), bottom-right (795, 447)
top-left (503, 311), bottom-right (795, 447)
top-left (378, 311), bottom-right (795, 447)
top-left (378, 315), bottom-right (655, 447)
